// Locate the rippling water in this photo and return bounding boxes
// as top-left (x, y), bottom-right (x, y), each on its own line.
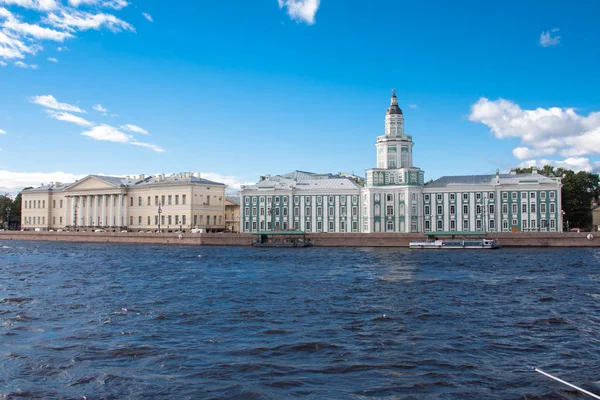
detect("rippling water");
top-left (2, 241), bottom-right (600, 399)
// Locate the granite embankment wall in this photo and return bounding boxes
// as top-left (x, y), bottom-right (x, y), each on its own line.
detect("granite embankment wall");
top-left (0, 231), bottom-right (598, 247)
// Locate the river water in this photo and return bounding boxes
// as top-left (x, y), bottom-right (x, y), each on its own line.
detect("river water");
top-left (1, 241), bottom-right (600, 399)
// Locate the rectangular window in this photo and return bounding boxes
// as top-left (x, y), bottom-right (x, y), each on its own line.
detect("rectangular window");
top-left (387, 194), bottom-right (393, 202)
top-left (294, 207), bottom-right (299, 216)
top-left (175, 195), bottom-right (179, 205)
top-left (502, 204), bottom-right (508, 214)
top-left (252, 221), bottom-right (257, 231)
top-left (341, 206), bottom-right (346, 216)
top-left (502, 192), bottom-right (508, 200)
top-left (138, 216), bottom-right (142, 225)
top-left (449, 193), bottom-right (455, 201)
top-left (294, 221), bottom-right (299, 230)
top-left (512, 204), bottom-right (518, 214)
top-left (352, 221), bottom-right (358, 232)
top-left (476, 220), bottom-right (482, 230)
top-left (522, 204), bottom-right (527, 213)
top-left (317, 196), bottom-right (322, 203)
top-left (437, 205), bottom-right (443, 214)
top-left (450, 205), bottom-right (455, 215)
top-left (489, 204), bottom-right (495, 214)
top-left (130, 197), bottom-right (133, 206)
top-left (53, 216), bottom-right (56, 225)
top-left (283, 197), bottom-right (288, 204)
top-left (194, 215), bottom-right (198, 225)
top-left (450, 220), bottom-right (456, 230)
top-left (353, 195), bottom-right (358, 204)
top-left (550, 219), bottom-right (555, 229)
top-left (329, 206), bottom-right (334, 215)
top-left (138, 197), bottom-right (142, 206)
top-left (317, 207), bottom-right (322, 216)
top-left (329, 220), bottom-right (334, 231)
top-left (463, 204), bottom-right (468, 214)
top-left (352, 206), bottom-right (357, 216)
top-left (129, 216), bottom-right (133, 225)
top-left (245, 207), bottom-right (249, 216)
top-left (162, 215), bottom-right (166, 225)
top-left (437, 194), bottom-right (442, 201)
top-left (245, 221), bottom-right (249, 231)
top-left (512, 219), bottom-right (518, 226)
top-left (387, 205), bottom-right (394, 215)
top-left (425, 220), bottom-right (430, 231)
top-left (476, 193), bottom-right (481, 200)
top-left (53, 200), bottom-right (56, 208)
top-left (341, 196), bottom-right (346, 205)
top-left (60, 199), bottom-right (63, 208)
top-left (306, 207), bottom-right (310, 215)
top-left (260, 208), bottom-right (265, 216)
top-left (266, 197), bottom-right (271, 204)
top-left (275, 196), bottom-right (280, 204)
top-left (550, 191), bottom-right (555, 200)
top-left (530, 219), bottom-right (536, 229)
top-left (530, 203), bottom-right (536, 213)
top-left (512, 192), bottom-right (517, 200)
top-left (530, 192), bottom-right (536, 199)
top-left (306, 221), bottom-right (311, 231)
top-left (540, 192), bottom-right (546, 200)
top-left (437, 220), bottom-right (443, 230)
top-left (522, 220), bottom-right (528, 230)
top-left (424, 194), bottom-right (430, 201)
top-left (245, 197), bottom-right (250, 204)
top-left (306, 196), bottom-right (310, 203)
top-left (147, 216), bottom-right (151, 225)
top-left (521, 192), bottom-right (527, 199)
top-left (294, 197), bottom-right (299, 204)
top-left (275, 208), bottom-right (280, 216)
top-left (463, 193), bottom-right (468, 201)
top-left (252, 207), bottom-right (257, 216)
top-left (424, 205), bottom-right (430, 215)
top-left (550, 203), bottom-right (555, 213)
top-left (162, 195), bottom-right (166, 205)
top-left (540, 219), bottom-right (547, 228)
top-left (503, 220), bottom-right (508, 231)
top-left (489, 192), bottom-right (494, 200)
top-left (476, 205), bottom-right (482, 214)
top-left (59, 216), bottom-right (62, 224)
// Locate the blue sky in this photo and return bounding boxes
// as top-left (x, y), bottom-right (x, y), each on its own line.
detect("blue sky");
top-left (1, 0), bottom-right (599, 193)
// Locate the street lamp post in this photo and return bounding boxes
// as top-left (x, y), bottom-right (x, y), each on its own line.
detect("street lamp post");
top-left (157, 201), bottom-right (162, 233)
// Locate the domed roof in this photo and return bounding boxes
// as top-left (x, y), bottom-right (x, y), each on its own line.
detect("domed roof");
top-left (386, 89), bottom-right (403, 115)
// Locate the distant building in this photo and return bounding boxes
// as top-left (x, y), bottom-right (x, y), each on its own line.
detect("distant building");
top-left (241, 91), bottom-right (563, 234)
top-left (21, 173), bottom-right (227, 232)
top-left (225, 196), bottom-right (240, 232)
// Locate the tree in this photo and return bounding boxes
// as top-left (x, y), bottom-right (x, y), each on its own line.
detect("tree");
top-left (515, 166), bottom-right (600, 230)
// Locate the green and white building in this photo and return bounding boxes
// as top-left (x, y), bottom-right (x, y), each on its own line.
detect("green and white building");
top-left (241, 92), bottom-right (563, 234)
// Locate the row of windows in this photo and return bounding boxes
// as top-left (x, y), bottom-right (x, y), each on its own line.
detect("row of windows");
top-left (24, 199), bottom-right (49, 209)
top-left (424, 202), bottom-right (557, 216)
top-left (244, 206), bottom-right (358, 218)
top-left (244, 220), bottom-right (359, 233)
top-left (246, 195), bottom-right (358, 205)
top-left (425, 218), bottom-right (556, 231)
top-left (424, 191), bottom-right (556, 202)
top-left (129, 214), bottom-right (223, 226)
top-left (372, 204), bottom-right (417, 217)
top-left (131, 194), bottom-right (190, 207)
top-left (373, 192), bottom-right (418, 202)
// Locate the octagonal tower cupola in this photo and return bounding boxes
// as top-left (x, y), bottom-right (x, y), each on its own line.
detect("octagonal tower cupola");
top-left (385, 89), bottom-right (404, 136)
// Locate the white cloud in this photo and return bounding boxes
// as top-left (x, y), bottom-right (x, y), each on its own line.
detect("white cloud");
top-left (519, 157), bottom-right (600, 173)
top-left (470, 97), bottom-right (600, 171)
top-left (121, 123), bottom-right (148, 134)
top-left (0, 128), bottom-right (6, 134)
top-left (200, 172), bottom-right (255, 191)
top-left (0, 29), bottom-right (40, 60)
top-left (68, 0), bottom-right (129, 9)
top-left (92, 103), bottom-right (109, 115)
top-left (30, 94), bottom-right (85, 113)
top-left (0, 169), bottom-right (85, 194)
top-left (408, 104), bottom-right (418, 109)
top-left (45, 9), bottom-right (134, 32)
top-left (47, 56), bottom-right (57, 61)
top-left (3, 14), bottom-right (74, 41)
top-left (0, 59), bottom-right (6, 65)
top-left (142, 12), bottom-right (152, 22)
top-left (81, 124), bottom-right (130, 143)
top-left (14, 60), bottom-right (37, 68)
top-left (540, 28), bottom-right (560, 47)
top-left (277, 0), bottom-right (320, 24)
top-left (0, 0), bottom-right (57, 11)
top-left (47, 110), bottom-right (92, 126)
top-left (130, 141), bottom-right (163, 153)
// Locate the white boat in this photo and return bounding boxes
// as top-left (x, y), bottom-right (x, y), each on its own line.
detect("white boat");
top-left (409, 239), bottom-right (500, 249)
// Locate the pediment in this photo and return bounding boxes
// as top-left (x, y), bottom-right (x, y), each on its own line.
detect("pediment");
top-left (65, 175), bottom-right (121, 192)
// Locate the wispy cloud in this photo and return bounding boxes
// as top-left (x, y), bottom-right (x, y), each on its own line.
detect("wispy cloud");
top-left (540, 28), bottom-right (560, 47)
top-left (0, 128), bottom-right (6, 134)
top-left (121, 123), bottom-right (148, 134)
top-left (47, 110), bottom-right (93, 126)
top-left (30, 94), bottom-right (85, 112)
top-left (82, 124), bottom-right (163, 152)
top-left (0, 0), bottom-right (134, 65)
top-left (0, 169), bottom-right (86, 194)
top-left (47, 56), bottom-right (57, 61)
top-left (92, 103), bottom-right (108, 114)
top-left (14, 60), bottom-right (37, 68)
top-left (277, 0), bottom-right (320, 24)
top-left (408, 104), bottom-right (417, 109)
top-left (142, 11), bottom-right (152, 22)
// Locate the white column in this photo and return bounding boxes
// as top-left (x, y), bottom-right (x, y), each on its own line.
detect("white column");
top-left (117, 194), bottom-right (123, 228)
top-left (101, 195), bottom-right (106, 227)
top-left (64, 196), bottom-right (70, 227)
top-left (79, 196), bottom-right (84, 229)
top-left (71, 196), bottom-right (77, 227)
top-left (123, 195), bottom-right (128, 228)
top-left (86, 195), bottom-right (91, 227)
top-left (93, 196), bottom-right (98, 226)
top-left (109, 194), bottom-right (114, 227)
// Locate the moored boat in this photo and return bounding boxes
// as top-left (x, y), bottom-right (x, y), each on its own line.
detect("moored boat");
top-left (409, 239), bottom-right (500, 249)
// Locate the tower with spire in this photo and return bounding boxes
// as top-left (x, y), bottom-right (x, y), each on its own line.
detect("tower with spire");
top-left (361, 90), bottom-right (425, 233)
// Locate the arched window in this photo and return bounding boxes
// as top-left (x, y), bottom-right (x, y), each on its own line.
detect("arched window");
top-left (401, 151), bottom-right (409, 167)
top-left (387, 220), bottom-right (394, 231)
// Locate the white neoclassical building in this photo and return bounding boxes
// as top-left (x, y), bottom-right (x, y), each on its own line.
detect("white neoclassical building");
top-left (21, 173), bottom-right (227, 232)
top-left (241, 91), bottom-right (563, 234)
